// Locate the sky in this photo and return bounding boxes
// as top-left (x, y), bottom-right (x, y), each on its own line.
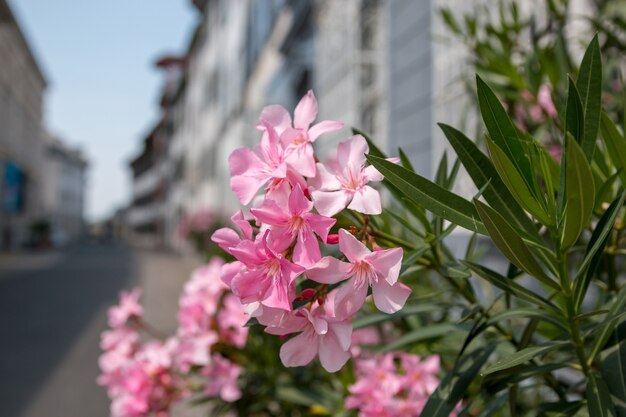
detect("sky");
top-left (7, 0), bottom-right (198, 221)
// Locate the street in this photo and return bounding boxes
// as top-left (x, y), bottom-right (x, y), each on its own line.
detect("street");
top-left (0, 243), bottom-right (198, 417)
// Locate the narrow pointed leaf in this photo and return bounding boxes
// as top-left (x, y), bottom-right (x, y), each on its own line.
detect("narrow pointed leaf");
top-left (353, 303), bottom-right (443, 329)
top-left (565, 77), bottom-right (585, 144)
top-left (463, 261), bottom-right (559, 312)
top-left (439, 123), bottom-right (541, 242)
top-left (600, 111), bottom-right (626, 183)
top-left (482, 342), bottom-right (568, 376)
top-left (476, 75), bottom-right (533, 185)
top-left (486, 139), bottom-right (552, 225)
top-left (590, 285), bottom-right (626, 364)
top-left (366, 155), bottom-right (486, 234)
top-left (600, 322), bottom-right (626, 417)
top-left (574, 190), bottom-right (626, 309)
top-left (474, 200), bottom-right (559, 289)
top-left (486, 308), bottom-right (567, 331)
top-left (561, 136), bottom-right (595, 249)
top-left (587, 374), bottom-right (617, 417)
top-left (380, 323), bottom-right (463, 352)
top-left (576, 34), bottom-right (602, 161)
top-left (398, 148), bottom-right (415, 172)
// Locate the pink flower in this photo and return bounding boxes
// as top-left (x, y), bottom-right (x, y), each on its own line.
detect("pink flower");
top-left (400, 354), bottom-right (441, 398)
top-left (229, 231), bottom-right (305, 311)
top-left (269, 292), bottom-right (353, 372)
top-left (108, 288), bottom-right (143, 328)
top-left (350, 327), bottom-right (381, 357)
top-left (258, 90), bottom-right (343, 177)
top-left (202, 354), bottom-right (242, 402)
top-left (211, 210), bottom-right (253, 255)
top-left (310, 135), bottom-right (384, 216)
top-left (537, 84), bottom-right (557, 119)
top-left (251, 184), bottom-right (336, 267)
top-left (306, 229), bottom-right (411, 315)
top-left (218, 294), bottom-right (249, 348)
top-left (229, 121), bottom-right (290, 205)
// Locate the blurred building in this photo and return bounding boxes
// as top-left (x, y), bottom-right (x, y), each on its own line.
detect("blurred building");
top-left (0, 0), bottom-right (47, 251)
top-left (41, 134), bottom-right (88, 245)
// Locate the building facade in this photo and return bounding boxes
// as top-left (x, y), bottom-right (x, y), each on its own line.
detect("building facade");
top-left (0, 0), bottom-right (47, 250)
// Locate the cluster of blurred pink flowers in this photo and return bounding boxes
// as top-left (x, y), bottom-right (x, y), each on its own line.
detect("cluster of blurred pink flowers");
top-left (212, 90), bottom-right (411, 372)
top-left (512, 83), bottom-right (558, 131)
top-left (177, 209), bottom-right (216, 240)
top-left (347, 353), bottom-right (453, 417)
top-left (98, 258), bottom-right (247, 417)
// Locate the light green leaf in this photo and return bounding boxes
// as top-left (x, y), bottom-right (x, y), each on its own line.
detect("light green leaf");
top-left (463, 261), bottom-right (559, 313)
top-left (380, 323), bottom-right (463, 352)
top-left (600, 111), bottom-right (626, 184)
top-left (366, 155), bottom-right (486, 234)
top-left (474, 200), bottom-right (559, 289)
top-left (486, 139), bottom-right (552, 225)
top-left (587, 373), bottom-right (617, 417)
top-left (439, 123), bottom-right (541, 242)
top-left (576, 34), bottom-right (602, 162)
top-left (482, 342), bottom-right (568, 376)
top-left (561, 135), bottom-right (595, 250)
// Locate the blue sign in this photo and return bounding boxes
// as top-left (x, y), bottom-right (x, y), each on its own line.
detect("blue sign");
top-left (3, 162), bottom-right (25, 213)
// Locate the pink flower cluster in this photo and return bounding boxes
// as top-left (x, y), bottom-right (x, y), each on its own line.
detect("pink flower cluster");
top-left (513, 83), bottom-right (558, 130)
top-left (346, 353), bottom-right (454, 417)
top-left (98, 289), bottom-right (184, 417)
top-left (177, 209), bottom-right (216, 240)
top-left (98, 259), bottom-right (248, 416)
top-left (213, 90), bottom-right (412, 372)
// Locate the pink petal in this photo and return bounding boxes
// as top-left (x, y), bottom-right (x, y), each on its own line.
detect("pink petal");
top-left (309, 162), bottom-right (341, 191)
top-left (250, 199), bottom-right (290, 227)
top-left (231, 269), bottom-right (268, 303)
top-left (303, 212), bottom-right (336, 243)
top-left (301, 309), bottom-right (329, 335)
top-left (280, 328), bottom-right (319, 367)
top-left (293, 228), bottom-right (322, 267)
top-left (337, 135), bottom-right (368, 169)
top-left (365, 247), bottom-right (403, 285)
top-left (211, 227), bottom-right (241, 253)
top-left (305, 256), bottom-right (351, 284)
top-left (259, 121), bottom-right (283, 164)
top-left (311, 190), bottom-right (352, 217)
top-left (319, 331), bottom-right (351, 372)
top-left (420, 355), bottom-right (441, 374)
top-left (285, 143), bottom-right (316, 177)
top-left (334, 277), bottom-right (368, 318)
top-left (347, 185), bottom-right (382, 215)
top-left (338, 229), bottom-right (371, 263)
top-left (363, 165), bottom-right (384, 182)
top-left (229, 240), bottom-right (265, 267)
top-left (261, 276), bottom-right (293, 311)
top-left (371, 280), bottom-right (411, 314)
top-left (229, 146), bottom-right (265, 177)
top-left (257, 104), bottom-right (292, 134)
top-left (230, 174), bottom-right (270, 206)
top-left (231, 210), bottom-right (253, 240)
top-left (330, 321), bottom-right (353, 351)
top-left (221, 261), bottom-right (243, 286)
top-left (288, 184), bottom-right (313, 216)
top-left (294, 90), bottom-right (318, 130)
top-left (308, 120), bottom-right (344, 141)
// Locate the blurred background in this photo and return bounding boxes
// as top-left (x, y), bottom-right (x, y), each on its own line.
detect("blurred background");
top-left (0, 0), bottom-right (618, 416)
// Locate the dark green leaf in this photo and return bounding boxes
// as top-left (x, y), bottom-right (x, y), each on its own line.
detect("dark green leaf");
top-left (595, 171), bottom-right (621, 213)
top-left (398, 148), bottom-right (415, 172)
top-left (590, 285), bottom-right (626, 363)
top-left (587, 373), bottom-right (617, 417)
top-left (574, 190), bottom-right (626, 310)
top-left (380, 323), bottom-right (463, 352)
top-left (538, 401), bottom-right (584, 416)
top-left (420, 344), bottom-right (495, 417)
top-left (482, 363), bottom-right (567, 394)
top-left (353, 303), bottom-right (445, 330)
top-left (474, 200), bottom-right (559, 289)
top-left (576, 34), bottom-right (602, 161)
top-left (565, 77), bottom-right (585, 144)
top-left (366, 155), bottom-right (486, 234)
top-left (601, 322), bottom-right (626, 417)
top-left (600, 111), bottom-right (626, 183)
top-left (486, 308), bottom-right (567, 331)
top-left (476, 75), bottom-right (534, 186)
top-left (482, 342), bottom-right (568, 375)
top-left (561, 135), bottom-right (595, 249)
top-left (463, 261), bottom-right (559, 313)
top-left (438, 123), bottom-right (541, 242)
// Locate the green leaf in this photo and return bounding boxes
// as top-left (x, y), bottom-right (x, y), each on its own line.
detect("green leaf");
top-left (601, 322), bottom-right (626, 417)
top-left (474, 200), bottom-right (559, 289)
top-left (537, 401), bottom-right (584, 416)
top-left (463, 261), bottom-right (559, 313)
top-left (486, 138), bottom-right (552, 225)
top-left (420, 344), bottom-right (495, 417)
top-left (353, 127), bottom-right (387, 158)
top-left (353, 302), bottom-right (443, 330)
top-left (590, 285), bottom-right (626, 364)
top-left (561, 135), bottom-right (595, 250)
top-left (486, 308), bottom-right (567, 331)
top-left (438, 123), bottom-right (541, 242)
top-left (380, 323), bottom-right (463, 352)
top-left (398, 148), bottom-right (415, 172)
top-left (482, 363), bottom-right (567, 394)
top-left (576, 34), bottom-right (602, 161)
top-left (587, 373), bottom-right (617, 417)
top-left (476, 75), bottom-right (534, 186)
top-left (574, 191), bottom-right (626, 310)
top-left (600, 111), bottom-right (626, 184)
top-left (595, 171), bottom-right (621, 213)
top-left (366, 155), bottom-right (486, 234)
top-left (565, 77), bottom-right (585, 144)
top-left (482, 342), bottom-right (568, 376)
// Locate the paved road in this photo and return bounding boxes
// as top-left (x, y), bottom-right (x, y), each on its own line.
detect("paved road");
top-left (0, 243), bottom-right (198, 417)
